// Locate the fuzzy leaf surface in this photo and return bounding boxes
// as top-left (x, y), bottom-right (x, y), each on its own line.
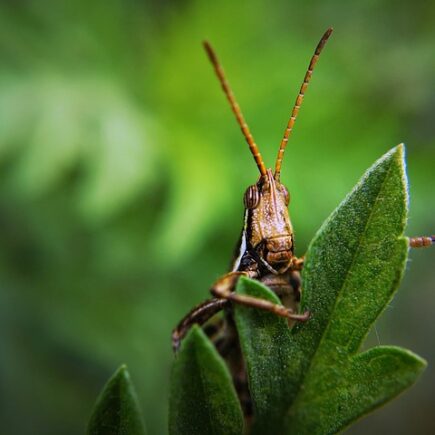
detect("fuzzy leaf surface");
top-left (234, 277), bottom-right (294, 434)
top-left (169, 325), bottom-right (244, 435)
top-left (87, 365), bottom-right (146, 435)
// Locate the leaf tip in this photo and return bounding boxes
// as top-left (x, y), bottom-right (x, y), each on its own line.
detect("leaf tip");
top-left (384, 143), bottom-right (405, 165)
top-left (117, 363), bottom-right (128, 373)
top-left (404, 349), bottom-right (427, 372)
top-left (87, 364), bottom-right (146, 435)
top-left (396, 142), bottom-right (405, 153)
top-left (184, 323), bottom-right (202, 341)
top-left (177, 323), bottom-right (208, 355)
top-left (111, 364), bottom-right (130, 383)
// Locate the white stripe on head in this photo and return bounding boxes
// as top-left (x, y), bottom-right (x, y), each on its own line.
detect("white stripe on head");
top-left (231, 210), bottom-right (248, 272)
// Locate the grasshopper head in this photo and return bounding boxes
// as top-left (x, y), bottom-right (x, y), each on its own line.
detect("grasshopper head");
top-left (204, 29), bottom-right (333, 273)
top-left (244, 169), bottom-right (294, 273)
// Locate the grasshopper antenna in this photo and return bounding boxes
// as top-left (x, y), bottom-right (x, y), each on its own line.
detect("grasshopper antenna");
top-left (203, 41), bottom-right (267, 176)
top-left (274, 27), bottom-right (333, 180)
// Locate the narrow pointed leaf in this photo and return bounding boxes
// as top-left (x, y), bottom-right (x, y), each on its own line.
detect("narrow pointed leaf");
top-left (233, 145), bottom-right (426, 434)
top-left (234, 277), bottom-right (293, 433)
top-left (87, 365), bottom-right (146, 435)
top-left (169, 325), bottom-right (244, 435)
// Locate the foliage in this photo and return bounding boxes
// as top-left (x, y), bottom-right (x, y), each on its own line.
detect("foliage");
top-left (87, 365), bottom-right (146, 435)
top-left (170, 146), bottom-right (426, 434)
top-left (0, 1), bottom-right (434, 434)
top-left (169, 326), bottom-right (244, 435)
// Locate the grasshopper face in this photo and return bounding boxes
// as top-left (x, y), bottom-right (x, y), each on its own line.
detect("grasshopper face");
top-left (244, 169), bottom-right (294, 274)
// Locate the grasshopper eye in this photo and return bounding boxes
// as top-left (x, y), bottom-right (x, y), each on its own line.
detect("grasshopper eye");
top-left (244, 185), bottom-right (260, 209)
top-left (281, 185), bottom-right (290, 206)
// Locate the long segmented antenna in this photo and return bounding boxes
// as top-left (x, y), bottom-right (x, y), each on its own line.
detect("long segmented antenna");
top-left (203, 41), bottom-right (267, 176)
top-left (274, 27), bottom-right (333, 180)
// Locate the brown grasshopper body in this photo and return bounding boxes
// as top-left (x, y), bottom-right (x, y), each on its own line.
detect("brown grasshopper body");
top-left (172, 28), bottom-right (434, 417)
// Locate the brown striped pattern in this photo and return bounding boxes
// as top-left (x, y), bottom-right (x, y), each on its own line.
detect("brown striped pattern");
top-left (409, 236), bottom-right (434, 248)
top-left (275, 27), bottom-right (333, 179)
top-left (203, 41), bottom-right (267, 176)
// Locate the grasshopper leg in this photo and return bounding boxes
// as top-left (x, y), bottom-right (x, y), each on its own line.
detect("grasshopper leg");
top-left (172, 298), bottom-right (229, 352)
top-left (210, 271), bottom-right (310, 322)
top-left (291, 256), bottom-right (304, 271)
top-left (409, 236), bottom-right (435, 248)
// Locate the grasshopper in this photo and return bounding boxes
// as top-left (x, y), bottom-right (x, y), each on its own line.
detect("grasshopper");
top-left (172, 27), bottom-right (434, 414)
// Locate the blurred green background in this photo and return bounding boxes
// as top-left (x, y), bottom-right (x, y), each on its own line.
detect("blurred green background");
top-left (0, 1), bottom-right (434, 434)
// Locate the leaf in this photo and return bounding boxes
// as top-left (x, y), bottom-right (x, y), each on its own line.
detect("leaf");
top-left (234, 145), bottom-right (426, 434)
top-left (169, 325), bottom-right (244, 435)
top-left (87, 365), bottom-right (147, 435)
top-left (234, 277), bottom-right (294, 434)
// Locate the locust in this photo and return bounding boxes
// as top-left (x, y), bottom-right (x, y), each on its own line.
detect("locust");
top-left (171, 27), bottom-right (434, 415)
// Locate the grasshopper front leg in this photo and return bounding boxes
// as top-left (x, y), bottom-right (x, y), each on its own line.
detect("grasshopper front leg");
top-left (172, 269), bottom-right (309, 352)
top-left (291, 256), bottom-right (304, 271)
top-left (210, 271), bottom-right (310, 321)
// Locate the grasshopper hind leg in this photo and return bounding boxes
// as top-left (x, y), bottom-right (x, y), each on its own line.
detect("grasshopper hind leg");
top-left (171, 298), bottom-right (229, 352)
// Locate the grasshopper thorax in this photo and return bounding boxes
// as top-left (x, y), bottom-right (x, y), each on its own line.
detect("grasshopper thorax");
top-left (243, 169), bottom-right (294, 274)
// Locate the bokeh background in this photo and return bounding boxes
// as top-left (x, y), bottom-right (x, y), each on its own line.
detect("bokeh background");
top-left (0, 1), bottom-right (434, 434)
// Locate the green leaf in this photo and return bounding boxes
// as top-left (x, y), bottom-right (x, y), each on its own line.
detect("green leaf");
top-left (87, 365), bottom-right (147, 435)
top-left (234, 277), bottom-right (294, 434)
top-left (234, 145), bottom-right (426, 434)
top-left (169, 325), bottom-right (244, 435)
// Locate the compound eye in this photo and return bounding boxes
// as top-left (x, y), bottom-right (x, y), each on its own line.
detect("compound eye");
top-left (244, 185), bottom-right (260, 209)
top-left (281, 185), bottom-right (290, 206)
